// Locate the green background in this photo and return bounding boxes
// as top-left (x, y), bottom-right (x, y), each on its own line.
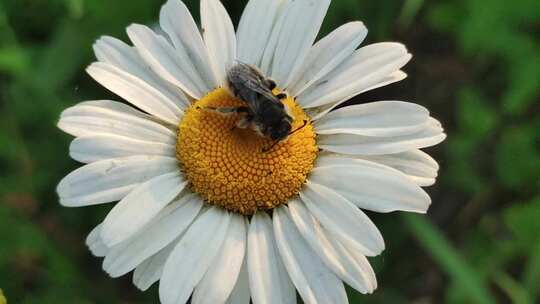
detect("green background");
top-left (0, 0), bottom-right (539, 303)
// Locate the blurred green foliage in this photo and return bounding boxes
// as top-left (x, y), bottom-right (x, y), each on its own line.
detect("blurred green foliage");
top-left (0, 0), bottom-right (539, 303)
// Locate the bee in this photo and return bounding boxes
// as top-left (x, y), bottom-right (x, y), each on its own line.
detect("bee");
top-left (206, 62), bottom-right (307, 152)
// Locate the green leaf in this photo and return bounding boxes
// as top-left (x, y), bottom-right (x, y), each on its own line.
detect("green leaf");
top-left (503, 53), bottom-right (540, 115)
top-left (0, 46), bottom-right (30, 76)
top-left (503, 197), bottom-right (540, 299)
top-left (0, 205), bottom-right (88, 302)
top-left (0, 289), bottom-right (6, 304)
top-left (495, 126), bottom-right (540, 190)
top-left (399, 0), bottom-right (425, 27)
top-left (523, 244), bottom-right (540, 301)
top-left (445, 135), bottom-right (487, 193)
top-left (426, 2), bottom-right (463, 33)
top-left (456, 88), bottom-right (498, 139)
top-left (404, 214), bottom-right (496, 304)
top-left (493, 271), bottom-right (532, 304)
top-left (66, 0), bottom-right (85, 19)
top-left (503, 197), bottom-right (540, 250)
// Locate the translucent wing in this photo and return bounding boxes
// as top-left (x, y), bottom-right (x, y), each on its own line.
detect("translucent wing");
top-left (227, 62), bottom-right (282, 114)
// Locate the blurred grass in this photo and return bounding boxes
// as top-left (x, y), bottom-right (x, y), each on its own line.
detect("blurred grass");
top-left (403, 214), bottom-right (496, 304)
top-left (0, 0), bottom-right (539, 303)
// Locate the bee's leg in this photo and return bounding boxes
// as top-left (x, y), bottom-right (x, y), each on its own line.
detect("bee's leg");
top-left (203, 106), bottom-right (249, 116)
top-left (235, 117), bottom-right (250, 129)
top-left (262, 140), bottom-right (280, 153)
top-left (234, 114), bottom-right (254, 130)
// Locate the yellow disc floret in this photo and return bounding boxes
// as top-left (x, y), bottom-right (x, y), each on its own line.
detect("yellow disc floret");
top-left (176, 88), bottom-right (317, 215)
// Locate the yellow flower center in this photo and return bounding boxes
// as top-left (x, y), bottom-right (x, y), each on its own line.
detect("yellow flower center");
top-left (176, 88), bottom-right (318, 215)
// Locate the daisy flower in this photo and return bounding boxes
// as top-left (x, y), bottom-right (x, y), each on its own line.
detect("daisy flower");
top-left (57, 0), bottom-right (446, 303)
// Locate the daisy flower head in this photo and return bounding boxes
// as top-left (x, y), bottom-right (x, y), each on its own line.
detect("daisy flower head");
top-left (57, 0), bottom-right (446, 303)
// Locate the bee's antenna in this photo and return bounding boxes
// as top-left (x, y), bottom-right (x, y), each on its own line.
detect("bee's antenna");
top-left (289, 120), bottom-right (308, 136)
top-left (262, 140), bottom-right (280, 153)
top-left (262, 120), bottom-right (309, 153)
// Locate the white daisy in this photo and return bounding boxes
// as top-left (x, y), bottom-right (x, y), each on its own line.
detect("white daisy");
top-left (57, 0), bottom-right (446, 303)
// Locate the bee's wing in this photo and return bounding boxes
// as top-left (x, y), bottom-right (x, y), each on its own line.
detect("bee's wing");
top-left (228, 62), bottom-right (283, 113)
top-left (235, 62), bottom-right (266, 81)
top-left (234, 71), bottom-right (280, 107)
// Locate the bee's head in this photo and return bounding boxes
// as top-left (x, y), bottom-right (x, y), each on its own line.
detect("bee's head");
top-left (268, 118), bottom-right (292, 141)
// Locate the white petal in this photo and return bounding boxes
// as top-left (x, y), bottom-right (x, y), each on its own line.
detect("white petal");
top-left (160, 0), bottom-right (218, 90)
top-left (103, 194), bottom-right (202, 277)
top-left (72, 99), bottom-right (147, 116)
top-left (273, 206), bottom-right (348, 304)
top-left (57, 156), bottom-right (178, 207)
top-left (86, 224), bottom-right (109, 257)
top-left (314, 101), bottom-right (430, 136)
top-left (300, 181), bottom-right (385, 256)
top-left (201, 0), bottom-right (236, 84)
top-left (358, 150), bottom-right (440, 187)
top-left (236, 0), bottom-right (285, 66)
top-left (87, 62), bottom-right (182, 125)
top-left (318, 118), bottom-right (446, 155)
top-left (133, 239), bottom-right (178, 291)
top-left (311, 156), bottom-right (432, 213)
top-left (93, 36), bottom-right (190, 111)
top-left (248, 212), bottom-right (296, 304)
top-left (265, 0), bottom-right (330, 88)
top-left (58, 100), bottom-right (176, 145)
top-left (70, 134), bottom-right (175, 163)
top-left (359, 70), bottom-right (408, 97)
top-left (192, 215), bottom-right (247, 304)
top-left (127, 24), bottom-right (207, 99)
top-left (226, 260), bottom-right (250, 304)
top-left (100, 172), bottom-right (186, 246)
top-left (287, 199), bottom-right (377, 294)
top-left (288, 21), bottom-right (368, 96)
top-left (259, 2), bottom-right (288, 75)
top-left (297, 43), bottom-right (411, 109)
top-left (159, 207), bottom-right (231, 304)
top-left (309, 70), bottom-right (408, 121)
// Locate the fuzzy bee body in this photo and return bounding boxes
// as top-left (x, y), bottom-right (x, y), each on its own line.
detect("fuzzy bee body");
top-left (224, 63), bottom-right (293, 141)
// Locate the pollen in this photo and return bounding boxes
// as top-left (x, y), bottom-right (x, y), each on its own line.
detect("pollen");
top-left (176, 88), bottom-right (318, 215)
